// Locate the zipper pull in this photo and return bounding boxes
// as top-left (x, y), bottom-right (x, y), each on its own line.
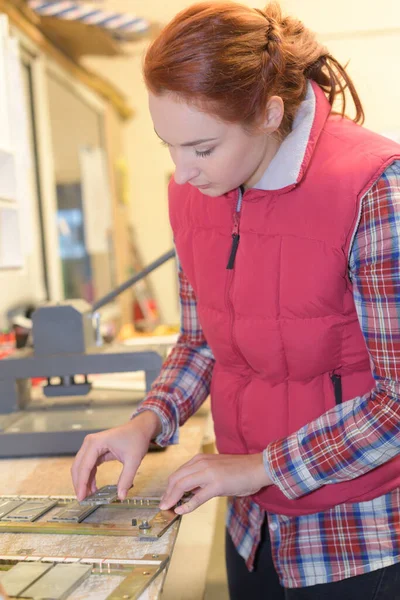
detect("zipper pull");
top-left (330, 373), bottom-right (343, 405)
top-left (226, 188), bottom-right (243, 270)
top-left (227, 208), bottom-right (240, 270)
top-left (227, 232), bottom-right (240, 270)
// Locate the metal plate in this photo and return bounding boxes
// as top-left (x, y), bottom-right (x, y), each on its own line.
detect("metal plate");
top-left (0, 495), bottom-right (177, 539)
top-left (1, 561), bottom-right (53, 597)
top-left (0, 555), bottom-right (169, 600)
top-left (118, 497), bottom-right (160, 509)
top-left (80, 485), bottom-right (118, 506)
top-left (139, 510), bottom-right (178, 541)
top-left (0, 499), bottom-right (25, 519)
top-left (2, 500), bottom-right (58, 522)
top-left (23, 563), bottom-right (92, 599)
top-left (50, 502), bottom-right (98, 523)
top-left (107, 563), bottom-right (167, 600)
top-left (0, 509), bottom-right (178, 537)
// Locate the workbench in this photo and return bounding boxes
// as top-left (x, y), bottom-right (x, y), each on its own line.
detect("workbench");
top-left (0, 403), bottom-right (212, 599)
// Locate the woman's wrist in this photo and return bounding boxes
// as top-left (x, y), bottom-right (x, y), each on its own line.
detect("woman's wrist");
top-left (133, 410), bottom-right (163, 440)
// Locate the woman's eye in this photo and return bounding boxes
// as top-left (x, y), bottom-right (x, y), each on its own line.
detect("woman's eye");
top-left (195, 148), bottom-right (213, 158)
top-left (160, 140), bottom-right (214, 158)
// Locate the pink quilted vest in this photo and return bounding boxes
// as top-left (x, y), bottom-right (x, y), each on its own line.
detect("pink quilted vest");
top-left (169, 82), bottom-right (400, 516)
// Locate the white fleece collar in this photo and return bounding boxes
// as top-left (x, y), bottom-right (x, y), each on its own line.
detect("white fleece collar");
top-left (253, 81), bottom-right (316, 191)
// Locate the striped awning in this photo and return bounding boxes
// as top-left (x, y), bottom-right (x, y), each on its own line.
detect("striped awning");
top-left (28, 0), bottom-right (150, 39)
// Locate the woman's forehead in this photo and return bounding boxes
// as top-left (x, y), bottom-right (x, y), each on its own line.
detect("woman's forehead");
top-left (148, 92), bottom-right (239, 144)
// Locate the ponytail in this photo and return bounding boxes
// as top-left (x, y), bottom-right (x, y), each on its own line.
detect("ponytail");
top-left (144, 1), bottom-right (364, 136)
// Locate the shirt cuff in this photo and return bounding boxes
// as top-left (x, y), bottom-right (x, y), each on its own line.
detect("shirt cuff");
top-left (264, 430), bottom-right (321, 499)
top-left (132, 394), bottom-right (180, 447)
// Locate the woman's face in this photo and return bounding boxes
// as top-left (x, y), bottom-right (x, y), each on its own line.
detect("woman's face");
top-left (149, 92), bottom-right (283, 196)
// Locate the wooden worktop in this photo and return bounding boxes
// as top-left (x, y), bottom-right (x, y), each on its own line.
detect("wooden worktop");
top-left (0, 403), bottom-right (211, 599)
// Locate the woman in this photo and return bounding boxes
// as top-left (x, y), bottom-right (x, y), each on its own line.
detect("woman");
top-left (72, 2), bottom-right (400, 598)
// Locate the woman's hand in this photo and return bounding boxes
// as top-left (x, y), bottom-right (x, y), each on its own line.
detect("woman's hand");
top-left (71, 411), bottom-right (162, 502)
top-left (159, 452), bottom-right (272, 514)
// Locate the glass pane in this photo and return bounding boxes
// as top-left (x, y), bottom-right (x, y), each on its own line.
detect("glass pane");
top-left (46, 72), bottom-right (114, 303)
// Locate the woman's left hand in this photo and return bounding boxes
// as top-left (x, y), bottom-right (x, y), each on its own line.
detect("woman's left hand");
top-left (159, 452), bottom-right (272, 514)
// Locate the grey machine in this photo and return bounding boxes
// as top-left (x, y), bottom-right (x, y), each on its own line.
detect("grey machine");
top-left (0, 250), bottom-right (175, 457)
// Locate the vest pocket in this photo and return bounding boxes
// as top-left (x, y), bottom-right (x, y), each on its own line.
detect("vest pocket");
top-left (330, 373), bottom-right (343, 405)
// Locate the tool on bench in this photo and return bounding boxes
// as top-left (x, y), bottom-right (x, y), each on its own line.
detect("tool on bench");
top-left (0, 250), bottom-right (175, 457)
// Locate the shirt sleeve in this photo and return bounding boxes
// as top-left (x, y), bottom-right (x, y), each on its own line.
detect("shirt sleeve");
top-left (133, 255), bottom-right (215, 447)
top-left (263, 160), bottom-right (400, 499)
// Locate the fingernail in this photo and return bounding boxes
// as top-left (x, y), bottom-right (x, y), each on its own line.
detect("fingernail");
top-left (159, 502), bottom-right (166, 510)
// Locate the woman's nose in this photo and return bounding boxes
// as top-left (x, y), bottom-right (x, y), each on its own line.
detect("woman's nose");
top-left (173, 155), bottom-right (200, 185)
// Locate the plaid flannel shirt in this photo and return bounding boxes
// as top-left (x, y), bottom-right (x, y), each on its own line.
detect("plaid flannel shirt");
top-left (135, 160), bottom-right (400, 588)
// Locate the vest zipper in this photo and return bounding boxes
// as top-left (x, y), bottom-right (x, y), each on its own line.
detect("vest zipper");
top-left (226, 186), bottom-right (244, 270)
top-left (330, 373), bottom-right (343, 405)
top-left (225, 186), bottom-right (249, 451)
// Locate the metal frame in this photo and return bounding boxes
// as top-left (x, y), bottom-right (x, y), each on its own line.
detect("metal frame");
top-left (10, 21), bottom-right (117, 307)
top-left (0, 552), bottom-right (169, 600)
top-left (9, 26), bottom-right (62, 302)
top-left (0, 346), bottom-right (162, 457)
top-left (0, 495), bottom-right (178, 541)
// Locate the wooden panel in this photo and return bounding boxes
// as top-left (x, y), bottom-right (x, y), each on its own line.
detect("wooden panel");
top-left (105, 104), bottom-right (134, 328)
top-left (39, 17), bottom-right (122, 59)
top-left (0, 0), bottom-right (133, 119)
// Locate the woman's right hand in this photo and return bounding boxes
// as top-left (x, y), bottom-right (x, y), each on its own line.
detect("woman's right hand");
top-left (71, 411), bottom-right (162, 502)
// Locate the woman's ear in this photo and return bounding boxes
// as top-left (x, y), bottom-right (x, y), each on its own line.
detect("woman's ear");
top-left (262, 96), bottom-right (284, 134)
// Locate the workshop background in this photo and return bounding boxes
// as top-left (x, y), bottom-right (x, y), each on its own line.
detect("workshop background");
top-left (0, 1), bottom-right (398, 599)
top-left (84, 0), bottom-right (400, 329)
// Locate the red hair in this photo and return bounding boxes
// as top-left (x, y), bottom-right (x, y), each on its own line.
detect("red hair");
top-left (143, 1), bottom-right (364, 136)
